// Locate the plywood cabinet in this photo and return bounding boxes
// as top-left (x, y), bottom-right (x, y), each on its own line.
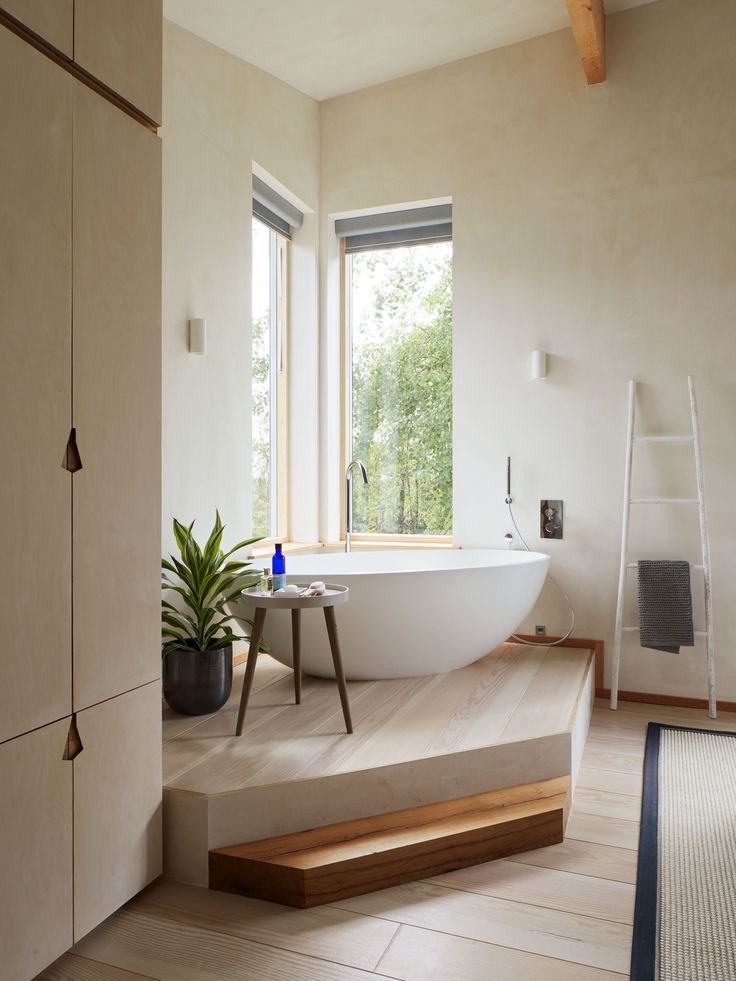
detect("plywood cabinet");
top-left (73, 681), bottom-right (163, 940)
top-left (73, 83), bottom-right (162, 713)
top-left (74, 0), bottom-right (162, 124)
top-left (0, 26), bottom-right (72, 745)
top-left (0, 719), bottom-right (74, 981)
top-left (0, 13), bottom-right (163, 977)
top-left (0, 688), bottom-right (163, 969)
top-left (0, 0), bottom-right (74, 56)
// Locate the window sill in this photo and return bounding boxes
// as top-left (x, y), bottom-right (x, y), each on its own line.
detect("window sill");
top-left (247, 541), bottom-right (322, 560)
top-left (247, 539), bottom-right (457, 560)
top-left (323, 539), bottom-right (457, 551)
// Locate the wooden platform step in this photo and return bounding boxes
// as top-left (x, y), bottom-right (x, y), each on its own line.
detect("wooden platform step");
top-left (209, 776), bottom-right (570, 908)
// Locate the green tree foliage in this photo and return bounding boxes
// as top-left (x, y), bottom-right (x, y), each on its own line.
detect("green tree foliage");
top-left (251, 311), bottom-right (270, 539)
top-left (351, 243), bottom-right (452, 536)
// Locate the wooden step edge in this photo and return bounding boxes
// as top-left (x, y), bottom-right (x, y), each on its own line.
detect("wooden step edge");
top-left (213, 775), bottom-right (570, 862)
top-left (298, 805), bottom-right (566, 886)
top-left (209, 801), bottom-right (565, 908)
top-left (274, 793), bottom-right (569, 870)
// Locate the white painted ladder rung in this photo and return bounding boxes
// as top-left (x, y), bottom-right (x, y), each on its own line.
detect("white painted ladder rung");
top-left (633, 435), bottom-right (694, 443)
top-left (623, 627), bottom-right (708, 636)
top-left (629, 498), bottom-right (698, 504)
top-left (611, 376), bottom-right (716, 719)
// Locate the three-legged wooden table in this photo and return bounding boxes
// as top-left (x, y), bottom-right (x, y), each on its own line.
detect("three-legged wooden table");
top-left (236, 584), bottom-right (353, 736)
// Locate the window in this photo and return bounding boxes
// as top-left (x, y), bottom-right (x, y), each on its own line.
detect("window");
top-left (250, 216), bottom-right (283, 539)
top-left (250, 176), bottom-right (303, 540)
top-left (339, 205), bottom-right (453, 538)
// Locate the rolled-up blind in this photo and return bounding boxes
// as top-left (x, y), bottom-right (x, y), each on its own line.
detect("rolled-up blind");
top-left (253, 175), bottom-right (304, 239)
top-left (335, 204), bottom-right (452, 253)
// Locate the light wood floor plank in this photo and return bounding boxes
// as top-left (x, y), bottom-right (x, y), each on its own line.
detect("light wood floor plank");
top-left (325, 645), bottom-right (546, 772)
top-left (508, 838), bottom-right (638, 884)
top-left (500, 648), bottom-right (591, 742)
top-left (594, 699), bottom-right (736, 728)
top-left (37, 954), bottom-right (156, 981)
top-left (377, 924), bottom-right (627, 980)
top-left (589, 712), bottom-right (649, 738)
top-left (573, 787), bottom-right (642, 822)
top-left (73, 907), bottom-right (391, 981)
top-left (163, 675), bottom-right (330, 787)
top-left (566, 811), bottom-right (641, 850)
top-left (586, 726), bottom-right (646, 752)
top-left (331, 880), bottom-right (631, 973)
top-left (162, 657), bottom-right (292, 742)
top-left (422, 644), bottom-right (549, 754)
top-left (132, 878), bottom-right (398, 972)
top-left (577, 766), bottom-right (643, 798)
top-left (581, 742), bottom-right (645, 775)
top-left (427, 857), bottom-right (635, 923)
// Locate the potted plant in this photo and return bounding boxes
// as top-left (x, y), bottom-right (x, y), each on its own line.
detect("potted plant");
top-left (161, 512), bottom-right (259, 715)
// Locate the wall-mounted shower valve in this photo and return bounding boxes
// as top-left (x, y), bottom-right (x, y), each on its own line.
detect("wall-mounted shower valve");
top-left (540, 500), bottom-right (563, 539)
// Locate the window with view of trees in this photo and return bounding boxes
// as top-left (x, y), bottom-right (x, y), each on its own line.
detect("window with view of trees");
top-left (347, 240), bottom-right (453, 537)
top-left (251, 215), bottom-right (287, 540)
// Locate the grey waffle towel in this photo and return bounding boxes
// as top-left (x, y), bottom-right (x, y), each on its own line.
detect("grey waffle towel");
top-left (637, 560), bottom-right (694, 653)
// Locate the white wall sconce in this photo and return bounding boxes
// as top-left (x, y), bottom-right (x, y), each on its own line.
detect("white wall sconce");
top-left (189, 318), bottom-right (207, 355)
top-left (531, 350), bottom-right (547, 380)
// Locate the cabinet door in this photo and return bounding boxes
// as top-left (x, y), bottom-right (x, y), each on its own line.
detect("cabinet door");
top-left (0, 26), bottom-right (72, 744)
top-left (0, 718), bottom-right (73, 981)
top-left (73, 83), bottom-right (161, 712)
top-left (74, 0), bottom-right (162, 124)
top-left (73, 680), bottom-right (162, 940)
top-left (0, 1), bottom-right (74, 56)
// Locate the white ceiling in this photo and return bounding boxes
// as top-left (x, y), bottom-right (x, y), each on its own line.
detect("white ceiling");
top-left (164, 0), bottom-right (656, 101)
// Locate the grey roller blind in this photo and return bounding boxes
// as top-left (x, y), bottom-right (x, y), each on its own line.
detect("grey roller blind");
top-left (252, 175), bottom-right (304, 239)
top-left (335, 204), bottom-right (452, 253)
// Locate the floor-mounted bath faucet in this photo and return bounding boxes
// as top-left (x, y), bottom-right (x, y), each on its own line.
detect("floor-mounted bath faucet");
top-left (345, 459), bottom-right (368, 553)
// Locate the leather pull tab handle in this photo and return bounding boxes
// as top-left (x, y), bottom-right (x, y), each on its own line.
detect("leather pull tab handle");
top-left (62, 427), bottom-right (83, 473)
top-left (62, 715), bottom-right (83, 761)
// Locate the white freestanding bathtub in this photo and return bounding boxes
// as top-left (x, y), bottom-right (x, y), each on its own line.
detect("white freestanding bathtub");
top-left (256, 549), bottom-right (550, 681)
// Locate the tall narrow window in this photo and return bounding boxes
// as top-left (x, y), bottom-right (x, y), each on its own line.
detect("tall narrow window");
top-left (250, 216), bottom-right (276, 539)
top-left (338, 205), bottom-right (453, 538)
top-left (251, 176), bottom-right (300, 539)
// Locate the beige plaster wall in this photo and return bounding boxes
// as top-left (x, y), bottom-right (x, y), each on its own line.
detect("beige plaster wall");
top-left (162, 21), bottom-right (320, 555)
top-left (319, 0), bottom-right (736, 698)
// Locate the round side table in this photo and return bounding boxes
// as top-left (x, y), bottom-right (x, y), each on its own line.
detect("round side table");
top-left (236, 584), bottom-right (352, 737)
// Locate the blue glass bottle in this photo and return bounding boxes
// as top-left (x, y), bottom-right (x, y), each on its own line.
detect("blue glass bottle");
top-left (272, 543), bottom-right (286, 592)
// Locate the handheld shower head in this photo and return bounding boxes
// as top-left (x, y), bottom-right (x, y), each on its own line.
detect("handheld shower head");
top-left (505, 456), bottom-right (512, 504)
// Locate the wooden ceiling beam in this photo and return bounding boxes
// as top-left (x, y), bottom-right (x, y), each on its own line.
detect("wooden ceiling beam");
top-left (566, 0), bottom-right (606, 84)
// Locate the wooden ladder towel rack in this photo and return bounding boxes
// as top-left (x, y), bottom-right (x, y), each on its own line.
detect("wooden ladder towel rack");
top-left (610, 376), bottom-right (716, 718)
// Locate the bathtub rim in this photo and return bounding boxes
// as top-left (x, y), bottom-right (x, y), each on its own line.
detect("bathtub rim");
top-left (280, 547), bottom-right (550, 578)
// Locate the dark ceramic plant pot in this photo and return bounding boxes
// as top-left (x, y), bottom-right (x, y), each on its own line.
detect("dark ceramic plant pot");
top-left (162, 645), bottom-right (233, 715)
